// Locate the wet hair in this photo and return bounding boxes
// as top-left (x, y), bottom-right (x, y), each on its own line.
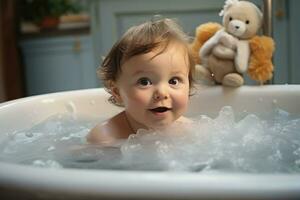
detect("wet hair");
top-left (98, 17), bottom-right (195, 105)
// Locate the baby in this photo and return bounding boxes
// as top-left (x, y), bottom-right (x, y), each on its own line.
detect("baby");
top-left (87, 18), bottom-right (195, 144)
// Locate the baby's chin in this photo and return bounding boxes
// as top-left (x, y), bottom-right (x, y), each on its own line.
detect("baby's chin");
top-left (148, 120), bottom-right (177, 131)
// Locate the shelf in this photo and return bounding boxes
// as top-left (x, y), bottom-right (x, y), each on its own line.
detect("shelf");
top-left (20, 27), bottom-right (90, 40)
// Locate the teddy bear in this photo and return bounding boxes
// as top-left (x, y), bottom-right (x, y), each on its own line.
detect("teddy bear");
top-left (191, 0), bottom-right (275, 87)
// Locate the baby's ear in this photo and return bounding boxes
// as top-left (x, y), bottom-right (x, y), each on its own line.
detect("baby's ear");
top-left (110, 83), bottom-right (123, 104)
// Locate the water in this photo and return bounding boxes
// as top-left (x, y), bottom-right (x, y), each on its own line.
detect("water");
top-left (0, 106), bottom-right (300, 173)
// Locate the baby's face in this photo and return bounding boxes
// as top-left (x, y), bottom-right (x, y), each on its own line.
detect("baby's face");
top-left (114, 43), bottom-right (190, 131)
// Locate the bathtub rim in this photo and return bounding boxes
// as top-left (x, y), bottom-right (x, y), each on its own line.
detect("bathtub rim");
top-left (1, 83), bottom-right (300, 107)
top-left (0, 161), bottom-right (300, 199)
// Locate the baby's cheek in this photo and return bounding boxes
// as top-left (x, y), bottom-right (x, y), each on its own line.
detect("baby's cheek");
top-left (180, 96), bottom-right (189, 110)
top-left (174, 91), bottom-right (189, 110)
top-left (128, 91), bottom-right (149, 106)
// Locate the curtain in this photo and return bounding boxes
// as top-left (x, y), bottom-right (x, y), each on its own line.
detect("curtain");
top-left (0, 2), bottom-right (6, 102)
top-left (0, 0), bottom-right (24, 102)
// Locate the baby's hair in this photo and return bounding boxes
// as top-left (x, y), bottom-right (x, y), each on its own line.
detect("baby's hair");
top-left (98, 17), bottom-right (195, 106)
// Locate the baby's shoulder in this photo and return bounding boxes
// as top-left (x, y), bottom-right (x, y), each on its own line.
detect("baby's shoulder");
top-left (86, 122), bottom-right (112, 144)
top-left (86, 111), bottom-right (132, 144)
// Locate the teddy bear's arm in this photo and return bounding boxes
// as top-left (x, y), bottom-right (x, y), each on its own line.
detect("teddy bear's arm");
top-left (235, 40), bottom-right (250, 73)
top-left (199, 29), bottom-right (224, 66)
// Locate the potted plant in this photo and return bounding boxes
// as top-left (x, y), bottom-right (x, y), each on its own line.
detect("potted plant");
top-left (20, 0), bottom-right (81, 30)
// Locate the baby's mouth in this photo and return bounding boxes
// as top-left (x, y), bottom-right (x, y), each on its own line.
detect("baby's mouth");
top-left (149, 107), bottom-right (171, 113)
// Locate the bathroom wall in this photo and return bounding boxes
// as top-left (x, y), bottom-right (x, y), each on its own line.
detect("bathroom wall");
top-left (91, 0), bottom-right (223, 66)
top-left (91, 0), bottom-right (300, 85)
top-left (289, 0), bottom-right (300, 84)
top-left (6, 0), bottom-right (300, 100)
top-left (273, 0), bottom-right (300, 84)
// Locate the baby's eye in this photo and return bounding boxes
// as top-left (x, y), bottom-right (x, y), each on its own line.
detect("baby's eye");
top-left (169, 77), bottom-right (180, 85)
top-left (137, 77), bottom-right (152, 86)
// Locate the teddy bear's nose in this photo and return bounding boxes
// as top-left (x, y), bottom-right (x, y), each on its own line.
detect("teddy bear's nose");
top-left (235, 26), bottom-right (240, 29)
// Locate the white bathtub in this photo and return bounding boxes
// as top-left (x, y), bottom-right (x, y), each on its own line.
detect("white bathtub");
top-left (0, 85), bottom-right (300, 200)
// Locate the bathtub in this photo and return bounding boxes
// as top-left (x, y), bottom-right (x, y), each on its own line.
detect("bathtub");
top-left (0, 85), bottom-right (300, 200)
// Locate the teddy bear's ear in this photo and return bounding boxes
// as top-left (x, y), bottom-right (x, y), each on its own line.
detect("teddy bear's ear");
top-left (219, 0), bottom-right (240, 16)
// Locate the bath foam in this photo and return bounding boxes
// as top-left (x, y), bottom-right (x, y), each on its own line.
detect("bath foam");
top-left (0, 106), bottom-right (299, 173)
top-left (120, 106), bottom-right (300, 173)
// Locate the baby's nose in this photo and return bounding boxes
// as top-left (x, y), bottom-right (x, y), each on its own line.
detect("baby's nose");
top-left (153, 88), bottom-right (169, 101)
